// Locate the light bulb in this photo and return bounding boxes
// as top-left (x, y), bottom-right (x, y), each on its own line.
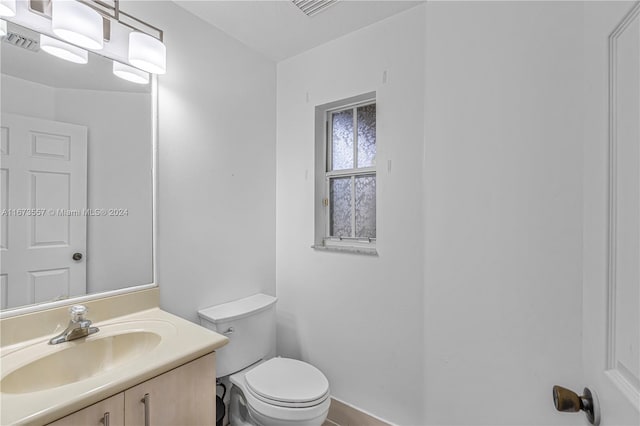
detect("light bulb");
top-left (113, 61), bottom-right (149, 85)
top-left (40, 34), bottom-right (88, 64)
top-left (128, 32), bottom-right (166, 75)
top-left (52, 0), bottom-right (104, 50)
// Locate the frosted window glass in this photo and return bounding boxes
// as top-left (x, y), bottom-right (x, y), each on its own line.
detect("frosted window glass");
top-left (355, 175), bottom-right (376, 238)
top-left (330, 177), bottom-right (352, 237)
top-left (357, 104), bottom-right (376, 168)
top-left (332, 109), bottom-right (353, 170)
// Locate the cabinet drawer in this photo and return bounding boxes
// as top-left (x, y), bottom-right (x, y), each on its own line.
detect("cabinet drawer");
top-left (48, 393), bottom-right (124, 426)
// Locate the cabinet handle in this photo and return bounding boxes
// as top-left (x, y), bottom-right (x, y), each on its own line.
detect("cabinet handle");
top-left (101, 412), bottom-right (110, 426)
top-left (141, 393), bottom-right (150, 426)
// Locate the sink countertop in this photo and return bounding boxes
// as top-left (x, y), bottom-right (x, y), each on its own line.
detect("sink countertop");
top-left (0, 307), bottom-right (228, 425)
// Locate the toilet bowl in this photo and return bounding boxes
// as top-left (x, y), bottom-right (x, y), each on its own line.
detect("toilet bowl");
top-left (229, 358), bottom-right (330, 426)
top-left (198, 294), bottom-right (330, 426)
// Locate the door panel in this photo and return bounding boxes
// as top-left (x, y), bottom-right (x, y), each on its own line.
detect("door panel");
top-left (604, 0), bottom-right (640, 408)
top-left (584, 2), bottom-right (640, 425)
top-left (29, 171), bottom-right (72, 247)
top-left (29, 267), bottom-right (71, 304)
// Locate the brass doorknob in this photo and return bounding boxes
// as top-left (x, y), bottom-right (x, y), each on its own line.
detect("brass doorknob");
top-left (552, 385), bottom-right (600, 426)
top-left (553, 385), bottom-right (581, 412)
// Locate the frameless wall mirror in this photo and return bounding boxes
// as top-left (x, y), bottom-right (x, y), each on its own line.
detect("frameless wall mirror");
top-left (0, 21), bottom-right (156, 315)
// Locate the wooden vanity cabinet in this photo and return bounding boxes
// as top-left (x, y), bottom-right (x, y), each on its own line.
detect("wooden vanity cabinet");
top-left (47, 353), bottom-right (216, 426)
top-left (48, 394), bottom-right (124, 426)
top-left (124, 352), bottom-right (216, 426)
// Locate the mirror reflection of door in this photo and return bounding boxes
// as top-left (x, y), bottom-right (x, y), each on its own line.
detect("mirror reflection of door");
top-left (0, 21), bottom-right (153, 314)
top-left (1, 113), bottom-right (87, 309)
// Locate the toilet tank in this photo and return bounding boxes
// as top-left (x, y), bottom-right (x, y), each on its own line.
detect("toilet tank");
top-left (198, 294), bottom-right (277, 378)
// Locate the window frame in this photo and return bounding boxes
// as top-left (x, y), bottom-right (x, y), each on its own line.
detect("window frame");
top-left (313, 92), bottom-right (377, 255)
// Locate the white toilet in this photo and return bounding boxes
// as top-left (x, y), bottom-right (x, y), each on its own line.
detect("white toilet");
top-left (198, 294), bottom-right (330, 426)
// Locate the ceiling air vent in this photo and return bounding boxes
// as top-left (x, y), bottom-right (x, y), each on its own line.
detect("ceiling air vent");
top-left (292, 0), bottom-right (339, 17)
top-left (2, 32), bottom-right (40, 52)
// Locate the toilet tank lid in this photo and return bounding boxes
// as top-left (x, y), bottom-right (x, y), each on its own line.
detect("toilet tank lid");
top-left (198, 294), bottom-right (277, 323)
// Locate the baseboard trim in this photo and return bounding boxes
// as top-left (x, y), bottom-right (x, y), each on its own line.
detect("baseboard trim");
top-left (327, 397), bottom-right (394, 426)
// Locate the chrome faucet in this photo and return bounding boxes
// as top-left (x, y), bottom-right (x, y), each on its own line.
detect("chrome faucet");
top-left (49, 305), bottom-right (99, 345)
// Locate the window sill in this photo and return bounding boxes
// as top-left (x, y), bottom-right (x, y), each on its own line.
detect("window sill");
top-left (311, 244), bottom-right (378, 256)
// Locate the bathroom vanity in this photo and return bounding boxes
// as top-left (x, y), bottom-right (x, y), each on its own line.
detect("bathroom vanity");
top-left (0, 288), bottom-right (228, 425)
top-left (49, 353), bottom-right (215, 426)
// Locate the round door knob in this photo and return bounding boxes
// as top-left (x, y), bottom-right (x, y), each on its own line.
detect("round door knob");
top-left (72, 252), bottom-right (83, 261)
top-left (553, 385), bottom-right (581, 412)
top-left (552, 385), bottom-right (600, 426)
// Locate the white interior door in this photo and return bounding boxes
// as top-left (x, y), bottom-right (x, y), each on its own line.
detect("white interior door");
top-left (582, 2), bottom-right (640, 425)
top-left (0, 113), bottom-right (87, 309)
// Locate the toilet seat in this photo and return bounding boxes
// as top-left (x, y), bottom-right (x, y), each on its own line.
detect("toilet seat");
top-left (229, 357), bottom-right (331, 425)
top-left (244, 358), bottom-right (330, 408)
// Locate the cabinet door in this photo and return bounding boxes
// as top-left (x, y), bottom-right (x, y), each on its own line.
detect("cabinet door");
top-left (47, 393), bottom-right (124, 426)
top-left (124, 353), bottom-right (216, 426)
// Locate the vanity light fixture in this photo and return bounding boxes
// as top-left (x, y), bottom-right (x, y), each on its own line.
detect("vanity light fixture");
top-left (51, 0), bottom-right (103, 50)
top-left (40, 34), bottom-right (88, 64)
top-left (6, 0), bottom-right (166, 75)
top-left (0, 20), bottom-right (7, 36)
top-left (0, 0), bottom-right (16, 17)
top-left (128, 31), bottom-right (165, 75)
top-left (113, 60), bottom-right (149, 84)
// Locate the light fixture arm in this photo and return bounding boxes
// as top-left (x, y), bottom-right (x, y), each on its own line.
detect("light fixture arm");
top-left (28, 0), bottom-right (163, 42)
top-left (4, 0), bottom-right (166, 76)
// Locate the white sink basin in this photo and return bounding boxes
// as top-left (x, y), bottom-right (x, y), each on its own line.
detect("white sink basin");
top-left (0, 320), bottom-right (174, 394)
top-left (0, 306), bottom-right (228, 426)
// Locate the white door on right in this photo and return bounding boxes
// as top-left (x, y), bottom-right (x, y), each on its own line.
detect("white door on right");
top-left (583, 2), bottom-right (640, 425)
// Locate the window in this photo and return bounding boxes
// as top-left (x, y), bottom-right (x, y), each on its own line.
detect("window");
top-left (314, 93), bottom-right (377, 254)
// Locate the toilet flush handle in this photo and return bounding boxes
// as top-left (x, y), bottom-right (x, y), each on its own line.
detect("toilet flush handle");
top-left (223, 327), bottom-right (234, 335)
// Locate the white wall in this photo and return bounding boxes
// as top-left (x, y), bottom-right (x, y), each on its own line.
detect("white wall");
top-left (277, 2), bottom-right (587, 425)
top-left (1, 74), bottom-right (55, 120)
top-left (123, 1), bottom-right (277, 322)
top-left (423, 2), bottom-right (584, 424)
top-left (276, 7), bottom-right (426, 425)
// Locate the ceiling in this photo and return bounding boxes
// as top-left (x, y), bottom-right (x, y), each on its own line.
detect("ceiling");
top-left (172, 0), bottom-right (424, 62)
